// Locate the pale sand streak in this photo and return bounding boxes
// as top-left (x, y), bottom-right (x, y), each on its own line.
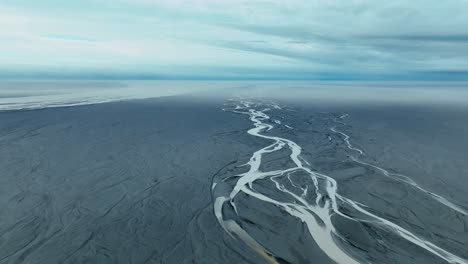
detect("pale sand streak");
top-left (330, 116), bottom-right (468, 216)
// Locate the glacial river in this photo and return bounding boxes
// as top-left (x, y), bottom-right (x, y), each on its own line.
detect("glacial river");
top-left (212, 99), bottom-right (468, 264)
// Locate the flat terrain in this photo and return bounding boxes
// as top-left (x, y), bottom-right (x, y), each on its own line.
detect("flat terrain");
top-left (0, 93), bottom-right (467, 264)
top-left (213, 98), bottom-right (468, 264)
top-left (0, 95), bottom-right (266, 264)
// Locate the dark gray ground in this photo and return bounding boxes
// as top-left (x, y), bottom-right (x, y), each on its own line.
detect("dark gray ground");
top-left (279, 101), bottom-right (468, 263)
top-left (1, 93), bottom-right (467, 264)
top-left (0, 95), bottom-right (268, 264)
top-left (291, 102), bottom-right (468, 209)
top-left (212, 98), bottom-right (468, 264)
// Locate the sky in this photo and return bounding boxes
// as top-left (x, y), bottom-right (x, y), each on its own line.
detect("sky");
top-left (1, 0), bottom-right (468, 80)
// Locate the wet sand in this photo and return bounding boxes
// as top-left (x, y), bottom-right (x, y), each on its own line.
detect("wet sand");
top-left (1, 92), bottom-right (467, 264)
top-left (0, 95), bottom-right (266, 264)
top-left (213, 98), bottom-right (468, 264)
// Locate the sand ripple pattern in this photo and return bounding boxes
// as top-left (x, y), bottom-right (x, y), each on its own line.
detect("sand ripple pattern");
top-left (212, 99), bottom-right (468, 264)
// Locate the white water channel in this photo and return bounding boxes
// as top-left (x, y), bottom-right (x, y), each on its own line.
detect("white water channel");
top-left (213, 99), bottom-right (468, 264)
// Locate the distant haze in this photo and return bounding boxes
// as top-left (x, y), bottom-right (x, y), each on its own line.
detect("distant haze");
top-left (1, 81), bottom-right (467, 110)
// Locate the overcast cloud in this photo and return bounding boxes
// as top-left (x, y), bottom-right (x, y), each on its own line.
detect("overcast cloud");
top-left (1, 0), bottom-right (468, 79)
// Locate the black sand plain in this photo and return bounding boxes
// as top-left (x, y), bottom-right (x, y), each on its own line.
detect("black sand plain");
top-left (0, 92), bottom-right (467, 264)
